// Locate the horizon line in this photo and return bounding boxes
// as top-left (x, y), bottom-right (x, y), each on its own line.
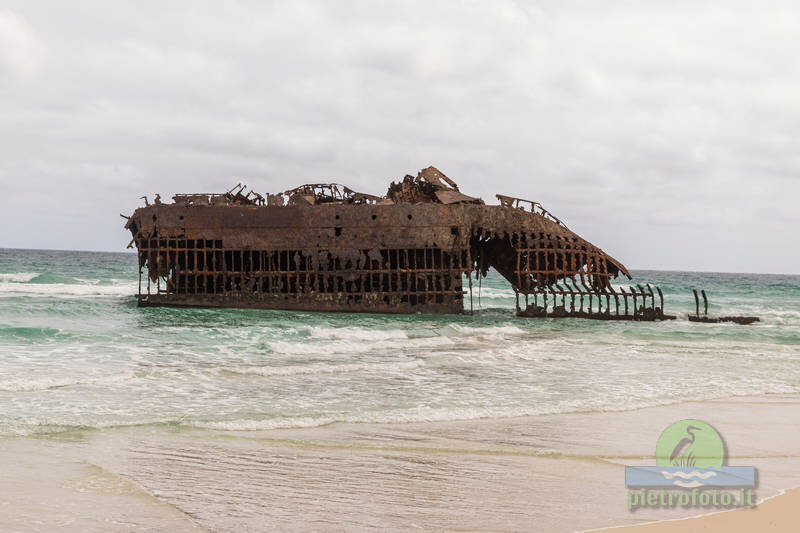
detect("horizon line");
top-left (1, 246), bottom-right (798, 277)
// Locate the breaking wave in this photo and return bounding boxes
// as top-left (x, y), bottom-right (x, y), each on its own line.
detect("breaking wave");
top-left (472, 287), bottom-right (516, 299)
top-left (0, 272), bottom-right (39, 283)
top-left (0, 280), bottom-right (136, 298)
top-left (447, 324), bottom-right (526, 337)
top-left (0, 326), bottom-right (65, 341)
top-left (2, 251), bottom-right (799, 440)
top-left (264, 324), bottom-right (529, 356)
top-left (304, 326), bottom-right (409, 342)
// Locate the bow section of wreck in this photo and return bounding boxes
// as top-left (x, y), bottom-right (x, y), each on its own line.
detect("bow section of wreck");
top-left (123, 166), bottom-right (631, 315)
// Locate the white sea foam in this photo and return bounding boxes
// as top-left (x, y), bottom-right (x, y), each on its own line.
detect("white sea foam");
top-left (267, 323), bottom-right (575, 358)
top-left (3, 377), bottom-right (799, 435)
top-left (472, 287), bottom-right (516, 299)
top-left (191, 416), bottom-right (339, 431)
top-left (73, 277), bottom-right (105, 285)
top-left (267, 334), bottom-right (454, 356)
top-left (187, 405), bottom-right (557, 431)
top-left (471, 341), bottom-right (576, 362)
top-left (0, 272), bottom-right (39, 283)
top-left (221, 360), bottom-right (423, 377)
top-left (0, 371), bottom-right (136, 392)
top-left (448, 324), bottom-right (526, 336)
top-left (304, 326), bottom-right (409, 342)
top-left (1, 253), bottom-right (798, 441)
top-left (0, 281), bottom-right (136, 298)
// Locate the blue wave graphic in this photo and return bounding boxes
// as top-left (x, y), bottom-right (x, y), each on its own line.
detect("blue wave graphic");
top-left (626, 466), bottom-right (755, 487)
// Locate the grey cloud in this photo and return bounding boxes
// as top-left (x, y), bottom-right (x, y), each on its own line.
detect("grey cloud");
top-left (0, 0), bottom-right (798, 273)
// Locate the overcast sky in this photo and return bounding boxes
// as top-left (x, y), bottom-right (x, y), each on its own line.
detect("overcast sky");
top-left (1, 1), bottom-right (798, 273)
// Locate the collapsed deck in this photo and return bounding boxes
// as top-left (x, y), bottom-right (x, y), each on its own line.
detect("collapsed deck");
top-left (124, 166), bottom-right (631, 314)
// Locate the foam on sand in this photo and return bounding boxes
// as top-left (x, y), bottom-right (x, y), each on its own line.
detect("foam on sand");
top-left (219, 359), bottom-right (423, 377)
top-left (0, 371), bottom-right (135, 392)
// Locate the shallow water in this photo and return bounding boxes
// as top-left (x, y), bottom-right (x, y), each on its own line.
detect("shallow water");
top-left (1, 248), bottom-right (799, 437)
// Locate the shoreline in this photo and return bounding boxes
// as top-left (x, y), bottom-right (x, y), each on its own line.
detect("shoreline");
top-left (592, 485), bottom-right (800, 532)
top-left (2, 393), bottom-right (800, 531)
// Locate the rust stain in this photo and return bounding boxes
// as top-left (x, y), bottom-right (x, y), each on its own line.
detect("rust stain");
top-left (124, 166), bottom-right (648, 317)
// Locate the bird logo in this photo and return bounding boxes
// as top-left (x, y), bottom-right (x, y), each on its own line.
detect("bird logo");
top-left (654, 419), bottom-right (725, 487)
top-left (668, 424), bottom-right (702, 467)
top-left (656, 419), bottom-right (724, 470)
top-left (625, 419), bottom-right (755, 493)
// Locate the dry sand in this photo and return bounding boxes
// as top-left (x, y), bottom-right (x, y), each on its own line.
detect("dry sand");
top-left (604, 486), bottom-right (800, 532)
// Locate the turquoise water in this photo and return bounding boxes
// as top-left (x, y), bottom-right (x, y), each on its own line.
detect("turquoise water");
top-left (1, 248), bottom-right (799, 436)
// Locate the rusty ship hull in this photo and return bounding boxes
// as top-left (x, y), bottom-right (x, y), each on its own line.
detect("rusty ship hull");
top-left (124, 167), bottom-right (630, 315)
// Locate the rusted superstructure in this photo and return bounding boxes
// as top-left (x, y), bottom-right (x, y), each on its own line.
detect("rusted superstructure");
top-left (123, 166), bottom-right (634, 315)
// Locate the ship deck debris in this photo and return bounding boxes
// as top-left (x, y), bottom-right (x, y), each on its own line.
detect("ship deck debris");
top-left (517, 283), bottom-right (676, 321)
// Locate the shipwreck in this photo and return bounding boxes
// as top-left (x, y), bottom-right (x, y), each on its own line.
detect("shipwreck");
top-left (124, 166), bottom-right (667, 318)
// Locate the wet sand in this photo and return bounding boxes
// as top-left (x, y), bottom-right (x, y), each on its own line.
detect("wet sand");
top-left (2, 394), bottom-right (800, 531)
top-left (0, 436), bottom-right (200, 531)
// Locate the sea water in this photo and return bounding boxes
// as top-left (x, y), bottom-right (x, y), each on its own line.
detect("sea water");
top-left (1, 248), bottom-right (799, 437)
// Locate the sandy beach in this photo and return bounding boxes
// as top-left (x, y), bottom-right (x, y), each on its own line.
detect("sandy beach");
top-left (1, 393), bottom-right (799, 531)
top-left (3, 0), bottom-right (799, 530)
top-left (609, 486), bottom-right (800, 532)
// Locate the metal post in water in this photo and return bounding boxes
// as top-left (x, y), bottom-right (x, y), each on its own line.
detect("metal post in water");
top-left (637, 284), bottom-right (646, 310)
top-left (621, 287), bottom-right (629, 316)
top-left (569, 283), bottom-right (576, 313)
top-left (468, 271), bottom-right (473, 315)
